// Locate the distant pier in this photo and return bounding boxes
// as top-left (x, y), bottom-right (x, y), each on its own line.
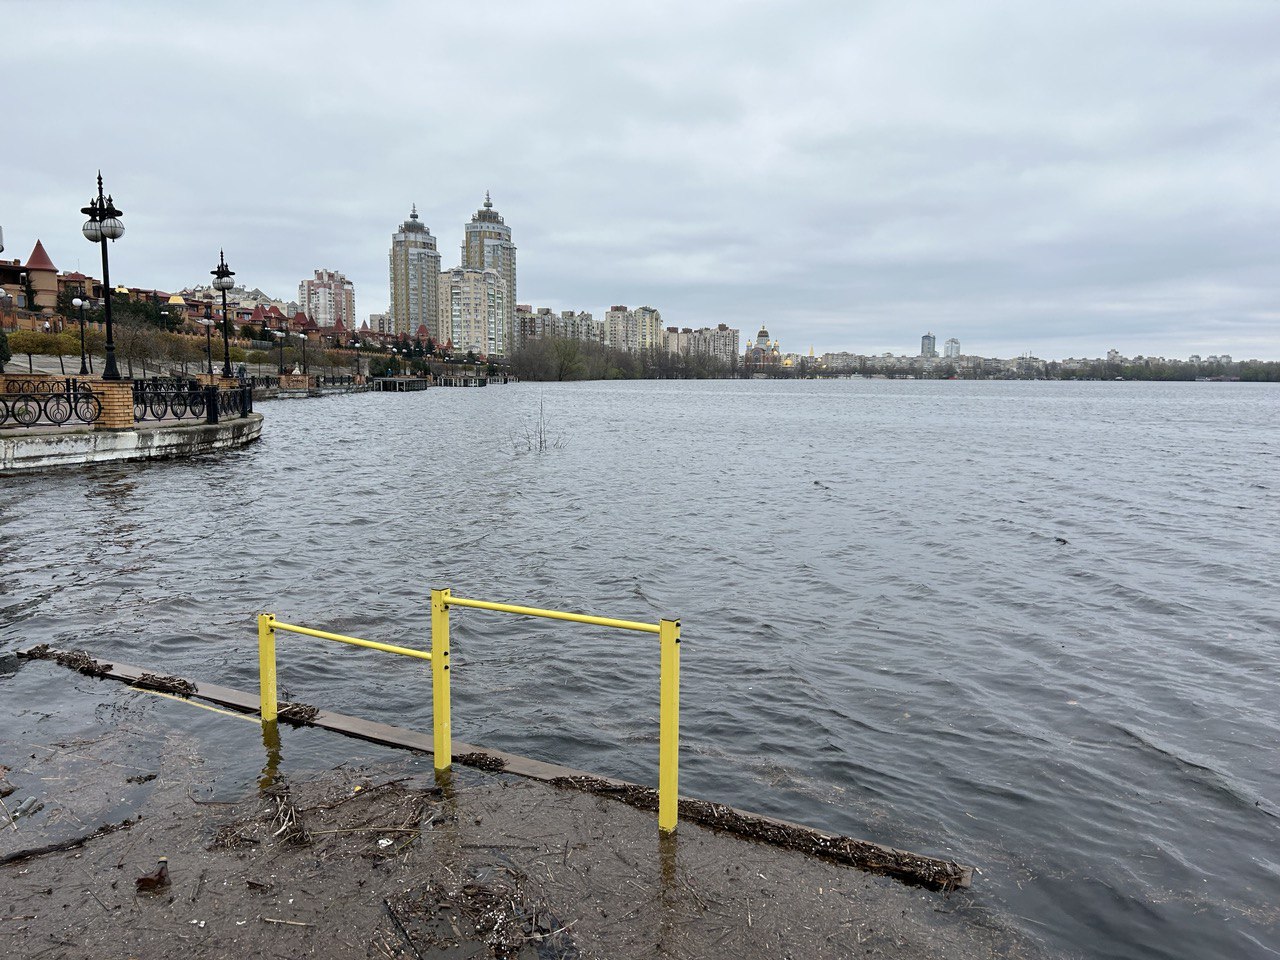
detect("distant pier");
top-left (371, 376), bottom-right (430, 392)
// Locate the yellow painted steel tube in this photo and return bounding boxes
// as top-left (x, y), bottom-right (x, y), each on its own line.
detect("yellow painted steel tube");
top-left (271, 619), bottom-right (432, 661)
top-left (658, 617), bottom-right (681, 833)
top-left (431, 588), bottom-right (452, 771)
top-left (258, 613), bottom-right (278, 723)
top-left (444, 595), bottom-right (660, 634)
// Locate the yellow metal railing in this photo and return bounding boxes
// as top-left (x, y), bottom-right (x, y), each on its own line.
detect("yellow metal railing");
top-left (256, 588), bottom-right (682, 833)
top-left (256, 614), bottom-right (449, 765)
top-left (436, 588), bottom-right (682, 832)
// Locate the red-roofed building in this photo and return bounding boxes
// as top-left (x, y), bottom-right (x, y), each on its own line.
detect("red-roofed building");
top-left (57, 270), bottom-right (103, 303)
top-left (23, 240), bottom-right (59, 312)
top-left (26, 240), bottom-right (55, 271)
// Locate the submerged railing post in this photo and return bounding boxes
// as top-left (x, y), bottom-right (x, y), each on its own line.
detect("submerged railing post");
top-left (658, 617), bottom-right (681, 833)
top-left (431, 588), bottom-right (452, 772)
top-left (254, 595), bottom-right (676, 830)
top-left (258, 613), bottom-right (278, 722)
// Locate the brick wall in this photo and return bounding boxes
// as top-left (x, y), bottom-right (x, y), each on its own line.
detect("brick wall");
top-left (94, 381), bottom-right (136, 430)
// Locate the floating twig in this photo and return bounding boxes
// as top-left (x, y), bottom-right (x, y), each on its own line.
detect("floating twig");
top-left (190, 869), bottom-right (207, 903)
top-left (0, 795), bottom-right (18, 832)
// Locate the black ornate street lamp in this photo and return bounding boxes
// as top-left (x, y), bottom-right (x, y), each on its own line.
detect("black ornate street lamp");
top-left (296, 332), bottom-right (308, 373)
top-left (352, 340), bottom-right (362, 379)
top-left (71, 296), bottom-right (89, 375)
top-left (211, 250), bottom-right (235, 378)
top-left (277, 324), bottom-right (288, 375)
top-left (80, 172), bottom-right (124, 380)
top-left (201, 304), bottom-right (214, 375)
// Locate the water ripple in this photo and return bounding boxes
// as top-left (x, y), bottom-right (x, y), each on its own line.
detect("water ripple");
top-left (2, 380), bottom-right (1279, 959)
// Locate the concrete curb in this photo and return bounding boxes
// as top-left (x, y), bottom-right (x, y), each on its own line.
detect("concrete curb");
top-left (0, 413), bottom-right (263, 473)
top-left (18, 646), bottom-right (973, 891)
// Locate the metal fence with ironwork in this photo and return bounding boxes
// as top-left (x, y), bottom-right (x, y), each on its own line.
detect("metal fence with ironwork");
top-left (0, 380), bottom-right (102, 428)
top-left (130, 381), bottom-right (253, 425)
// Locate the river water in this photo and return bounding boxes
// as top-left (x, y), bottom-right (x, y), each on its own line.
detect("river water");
top-left (2, 379), bottom-right (1277, 958)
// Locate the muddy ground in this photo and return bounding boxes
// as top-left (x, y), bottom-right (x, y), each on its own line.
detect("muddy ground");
top-left (0, 667), bottom-right (1043, 959)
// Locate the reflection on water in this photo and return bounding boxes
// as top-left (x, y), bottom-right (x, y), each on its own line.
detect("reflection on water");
top-left (2, 380), bottom-right (1279, 960)
top-left (85, 468), bottom-right (142, 548)
top-left (259, 719), bottom-right (283, 790)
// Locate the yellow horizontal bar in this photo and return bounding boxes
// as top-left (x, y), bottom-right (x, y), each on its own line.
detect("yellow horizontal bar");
top-left (271, 620), bottom-right (432, 661)
top-left (444, 595), bottom-right (660, 634)
top-left (133, 686), bottom-right (262, 724)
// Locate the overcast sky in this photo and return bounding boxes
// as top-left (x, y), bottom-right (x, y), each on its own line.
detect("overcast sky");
top-left (6, 0), bottom-right (1279, 359)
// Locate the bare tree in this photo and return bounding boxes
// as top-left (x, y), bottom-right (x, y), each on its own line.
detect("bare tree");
top-left (114, 320), bottom-right (158, 378)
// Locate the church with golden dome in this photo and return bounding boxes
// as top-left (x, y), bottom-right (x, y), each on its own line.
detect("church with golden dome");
top-left (742, 325), bottom-right (783, 375)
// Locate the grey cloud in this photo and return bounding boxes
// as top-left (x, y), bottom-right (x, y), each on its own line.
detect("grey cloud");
top-left (5, 0), bottom-right (1279, 359)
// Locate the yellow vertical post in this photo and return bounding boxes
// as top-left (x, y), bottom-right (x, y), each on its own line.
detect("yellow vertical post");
top-left (658, 617), bottom-right (681, 833)
top-left (258, 613), bottom-right (278, 723)
top-left (431, 588), bottom-right (452, 771)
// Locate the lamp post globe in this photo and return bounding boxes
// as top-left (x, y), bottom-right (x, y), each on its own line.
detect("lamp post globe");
top-left (71, 296), bottom-right (90, 375)
top-left (80, 172), bottom-right (124, 380)
top-left (211, 250), bottom-right (235, 378)
top-left (277, 325), bottom-right (287, 375)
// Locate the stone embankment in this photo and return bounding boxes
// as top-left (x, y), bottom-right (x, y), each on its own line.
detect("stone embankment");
top-left (1, 371), bottom-right (261, 473)
top-left (0, 414), bottom-right (263, 473)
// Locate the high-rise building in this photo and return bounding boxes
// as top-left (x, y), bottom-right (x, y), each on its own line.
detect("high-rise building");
top-left (559, 310), bottom-right (603, 344)
top-left (516, 306), bottom-right (603, 345)
top-left (438, 266), bottom-right (508, 356)
top-left (298, 269), bottom-right (355, 329)
top-left (921, 332), bottom-right (938, 358)
top-left (663, 324), bottom-right (740, 368)
top-left (388, 205), bottom-right (441, 336)
top-left (462, 193), bottom-right (516, 344)
top-left (605, 305), bottom-right (664, 353)
top-left (944, 337), bottom-right (960, 358)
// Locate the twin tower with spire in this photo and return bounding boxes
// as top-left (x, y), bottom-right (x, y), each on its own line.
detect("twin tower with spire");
top-left (388, 194), bottom-right (517, 357)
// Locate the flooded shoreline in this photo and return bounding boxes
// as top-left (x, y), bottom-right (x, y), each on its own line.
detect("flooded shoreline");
top-left (3, 379), bottom-right (1278, 958)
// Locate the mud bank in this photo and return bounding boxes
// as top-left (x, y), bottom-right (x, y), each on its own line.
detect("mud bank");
top-left (0, 659), bottom-right (1044, 959)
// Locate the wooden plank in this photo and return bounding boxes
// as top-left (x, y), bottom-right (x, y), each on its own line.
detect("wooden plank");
top-left (19, 647), bottom-right (972, 889)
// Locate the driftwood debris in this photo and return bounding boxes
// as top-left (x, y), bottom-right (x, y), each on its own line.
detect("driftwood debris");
top-left (277, 701), bottom-right (320, 725)
top-left (549, 775), bottom-right (970, 892)
top-left (17, 645), bottom-right (112, 677)
top-left (0, 817), bottom-right (138, 867)
top-left (384, 871), bottom-right (579, 960)
top-left (455, 751), bottom-right (507, 773)
top-left (134, 673), bottom-right (198, 697)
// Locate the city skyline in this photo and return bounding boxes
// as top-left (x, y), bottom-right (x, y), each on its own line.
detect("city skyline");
top-left (5, 2), bottom-right (1279, 360)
